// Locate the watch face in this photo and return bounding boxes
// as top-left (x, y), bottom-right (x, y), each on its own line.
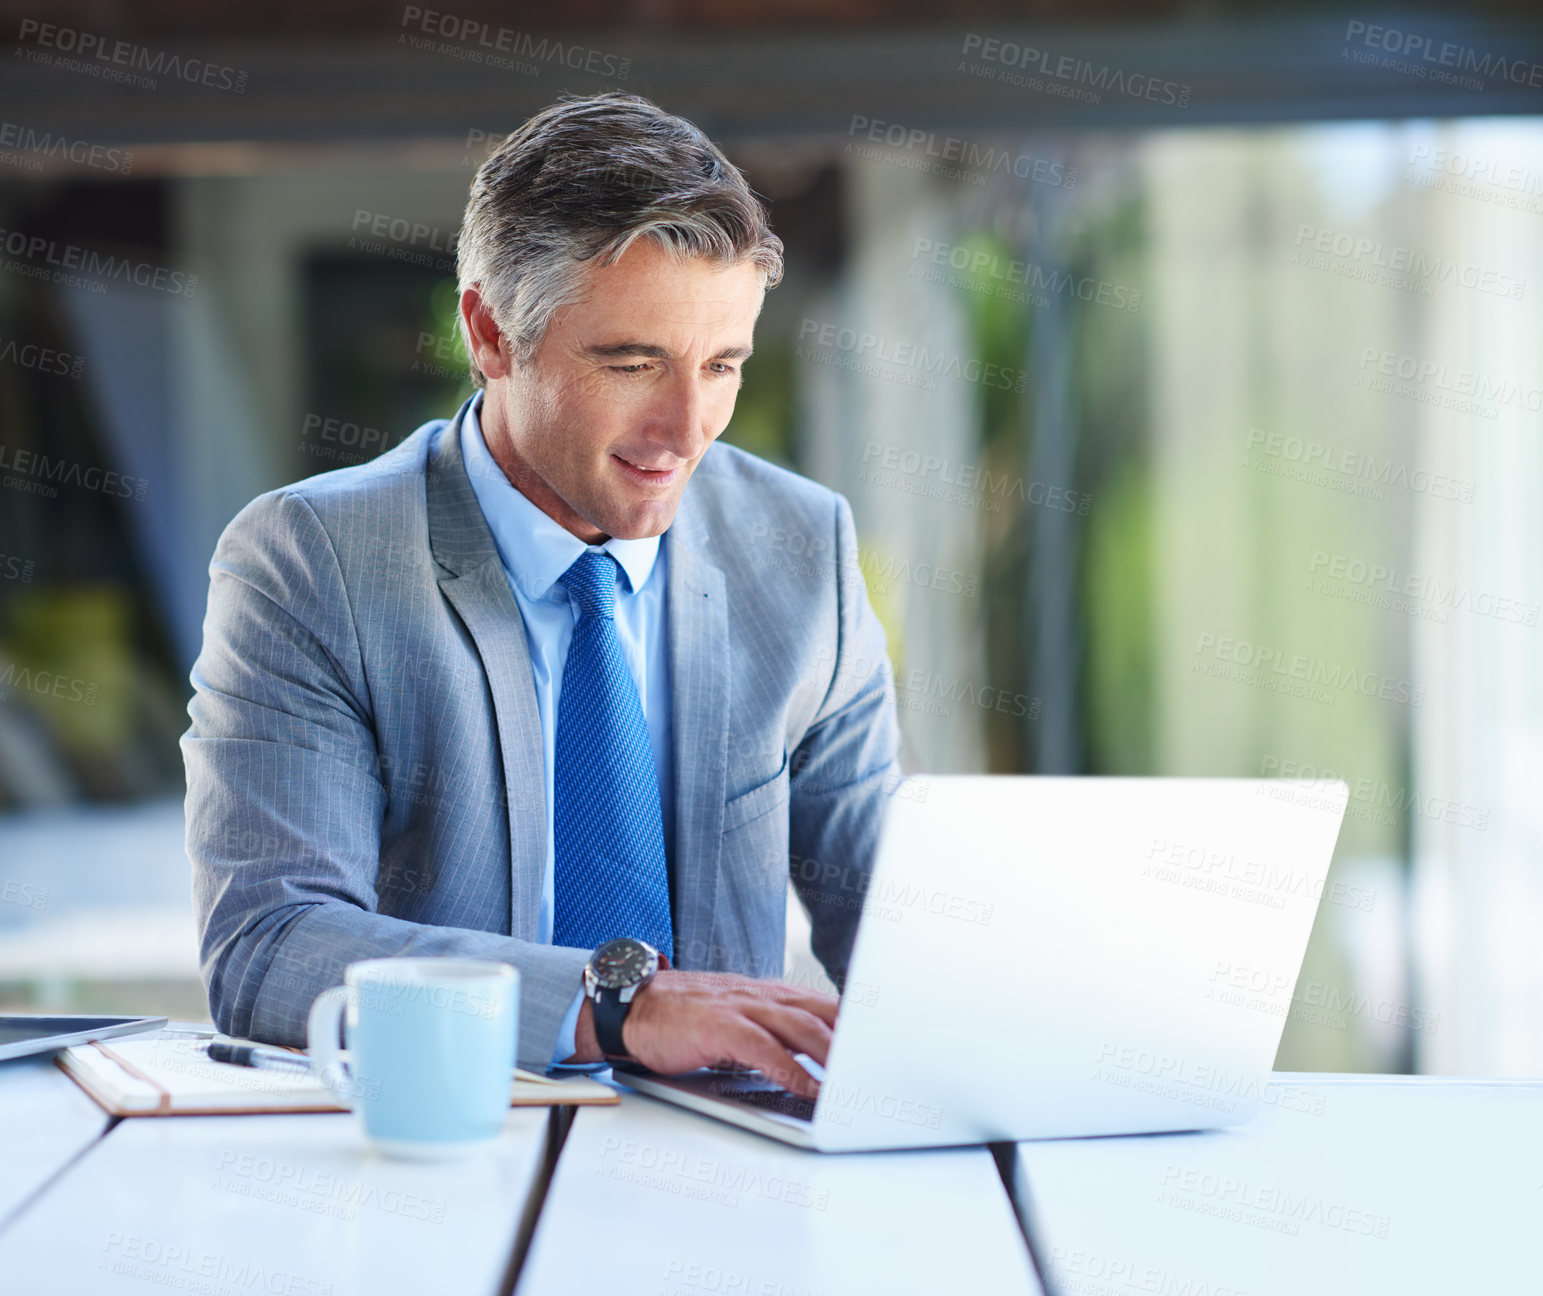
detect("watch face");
top-left (591, 938), bottom-right (653, 990)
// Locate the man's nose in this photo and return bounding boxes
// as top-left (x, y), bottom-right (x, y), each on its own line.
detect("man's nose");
top-left (646, 371), bottom-right (709, 458)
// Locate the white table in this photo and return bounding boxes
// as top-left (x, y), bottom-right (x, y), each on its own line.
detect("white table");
top-left (0, 1104), bottom-right (554, 1295)
top-left (27, 1057), bottom-right (1527, 1295)
top-left (1010, 1073), bottom-right (1543, 1296)
top-left (519, 1090), bottom-right (1043, 1294)
top-left (0, 1053), bottom-right (112, 1229)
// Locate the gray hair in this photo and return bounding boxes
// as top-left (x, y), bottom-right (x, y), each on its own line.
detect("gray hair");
top-left (455, 92), bottom-right (784, 388)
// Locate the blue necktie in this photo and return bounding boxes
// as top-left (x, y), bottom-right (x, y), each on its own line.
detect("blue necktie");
top-left (551, 550), bottom-right (674, 961)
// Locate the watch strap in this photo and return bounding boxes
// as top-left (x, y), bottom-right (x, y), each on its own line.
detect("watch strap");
top-left (592, 985), bottom-right (631, 1058)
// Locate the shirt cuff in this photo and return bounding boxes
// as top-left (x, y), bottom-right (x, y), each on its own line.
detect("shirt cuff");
top-left (549, 985), bottom-right (586, 1067)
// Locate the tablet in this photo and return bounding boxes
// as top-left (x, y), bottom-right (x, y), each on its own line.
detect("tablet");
top-left (0, 1014), bottom-right (169, 1063)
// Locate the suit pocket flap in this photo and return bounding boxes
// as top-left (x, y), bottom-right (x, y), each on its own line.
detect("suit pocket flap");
top-left (721, 757), bottom-right (791, 832)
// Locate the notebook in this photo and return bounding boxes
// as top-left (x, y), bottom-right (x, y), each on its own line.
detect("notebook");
top-left (56, 1027), bottom-right (618, 1117)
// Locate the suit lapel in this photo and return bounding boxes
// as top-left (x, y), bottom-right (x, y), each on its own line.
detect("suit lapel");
top-left (666, 489), bottom-right (729, 967)
top-left (426, 397), bottom-right (547, 937)
top-left (425, 396), bottom-right (731, 958)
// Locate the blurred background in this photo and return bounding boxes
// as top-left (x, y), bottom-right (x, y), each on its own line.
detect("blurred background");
top-left (0, 0), bottom-right (1540, 1075)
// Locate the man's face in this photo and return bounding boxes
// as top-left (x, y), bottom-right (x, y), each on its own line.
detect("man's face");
top-left (467, 238), bottom-right (763, 543)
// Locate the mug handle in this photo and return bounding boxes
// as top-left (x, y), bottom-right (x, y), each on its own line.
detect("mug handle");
top-left (306, 984), bottom-right (357, 1110)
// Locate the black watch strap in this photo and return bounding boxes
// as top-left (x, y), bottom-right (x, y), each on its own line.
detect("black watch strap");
top-left (592, 986), bottom-right (631, 1058)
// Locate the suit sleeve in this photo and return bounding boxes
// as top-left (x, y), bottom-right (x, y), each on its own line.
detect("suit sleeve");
top-left (785, 493), bottom-right (904, 990)
top-left (181, 489), bottom-right (590, 1067)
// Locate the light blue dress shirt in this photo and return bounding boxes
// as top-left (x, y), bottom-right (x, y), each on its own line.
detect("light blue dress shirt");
top-left (460, 390), bottom-right (675, 1062)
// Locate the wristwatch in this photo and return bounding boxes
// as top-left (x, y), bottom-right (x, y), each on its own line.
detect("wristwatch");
top-left (583, 937), bottom-right (660, 1059)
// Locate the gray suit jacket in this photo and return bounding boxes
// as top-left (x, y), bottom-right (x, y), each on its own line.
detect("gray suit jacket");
top-left (182, 394), bottom-right (902, 1066)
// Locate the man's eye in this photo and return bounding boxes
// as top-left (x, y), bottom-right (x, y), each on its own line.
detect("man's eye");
top-left (610, 363), bottom-right (651, 375)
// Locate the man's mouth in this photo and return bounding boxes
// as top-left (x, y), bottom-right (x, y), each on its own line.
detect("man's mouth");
top-left (611, 453), bottom-right (680, 485)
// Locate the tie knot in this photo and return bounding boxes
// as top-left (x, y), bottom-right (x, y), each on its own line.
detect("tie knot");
top-left (559, 550), bottom-right (619, 621)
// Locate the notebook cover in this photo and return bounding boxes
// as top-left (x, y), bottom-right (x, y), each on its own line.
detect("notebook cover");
top-left (55, 1034), bottom-right (618, 1117)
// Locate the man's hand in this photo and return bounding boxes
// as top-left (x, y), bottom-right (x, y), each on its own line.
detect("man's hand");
top-left (570, 972), bottom-right (837, 1099)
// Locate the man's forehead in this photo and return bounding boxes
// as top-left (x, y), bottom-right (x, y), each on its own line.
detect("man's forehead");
top-left (550, 249), bottom-right (762, 352)
top-left (566, 291), bottom-right (760, 355)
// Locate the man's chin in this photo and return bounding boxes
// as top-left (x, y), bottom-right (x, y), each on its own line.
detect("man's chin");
top-left (596, 497), bottom-right (680, 541)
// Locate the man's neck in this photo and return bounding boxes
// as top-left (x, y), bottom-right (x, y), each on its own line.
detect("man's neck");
top-left (478, 390), bottom-right (607, 545)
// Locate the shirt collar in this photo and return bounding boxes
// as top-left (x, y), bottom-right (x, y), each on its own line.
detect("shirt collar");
top-left (460, 390), bottom-right (661, 602)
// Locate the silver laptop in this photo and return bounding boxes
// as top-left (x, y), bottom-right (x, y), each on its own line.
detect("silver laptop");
top-left (615, 775), bottom-right (1349, 1151)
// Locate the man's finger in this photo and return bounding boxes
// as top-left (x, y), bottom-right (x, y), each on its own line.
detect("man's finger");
top-left (742, 1001), bottom-right (834, 1067)
top-left (779, 987), bottom-right (841, 1026)
top-left (722, 1020), bottom-right (822, 1100)
top-left (742, 981), bottom-right (840, 1025)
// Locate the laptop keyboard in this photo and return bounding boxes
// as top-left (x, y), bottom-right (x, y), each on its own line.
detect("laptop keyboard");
top-left (611, 1061), bottom-right (822, 1124)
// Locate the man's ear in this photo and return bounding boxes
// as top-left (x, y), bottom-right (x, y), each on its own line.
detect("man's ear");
top-left (460, 286), bottom-right (513, 382)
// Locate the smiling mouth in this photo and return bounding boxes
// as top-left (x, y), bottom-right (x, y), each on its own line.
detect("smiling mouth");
top-left (612, 453), bottom-right (681, 483)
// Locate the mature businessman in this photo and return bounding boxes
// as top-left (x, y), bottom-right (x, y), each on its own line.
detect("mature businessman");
top-left (183, 92), bottom-right (901, 1096)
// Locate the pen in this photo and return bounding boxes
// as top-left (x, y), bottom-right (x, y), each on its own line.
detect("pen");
top-left (206, 1040), bottom-right (315, 1073)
